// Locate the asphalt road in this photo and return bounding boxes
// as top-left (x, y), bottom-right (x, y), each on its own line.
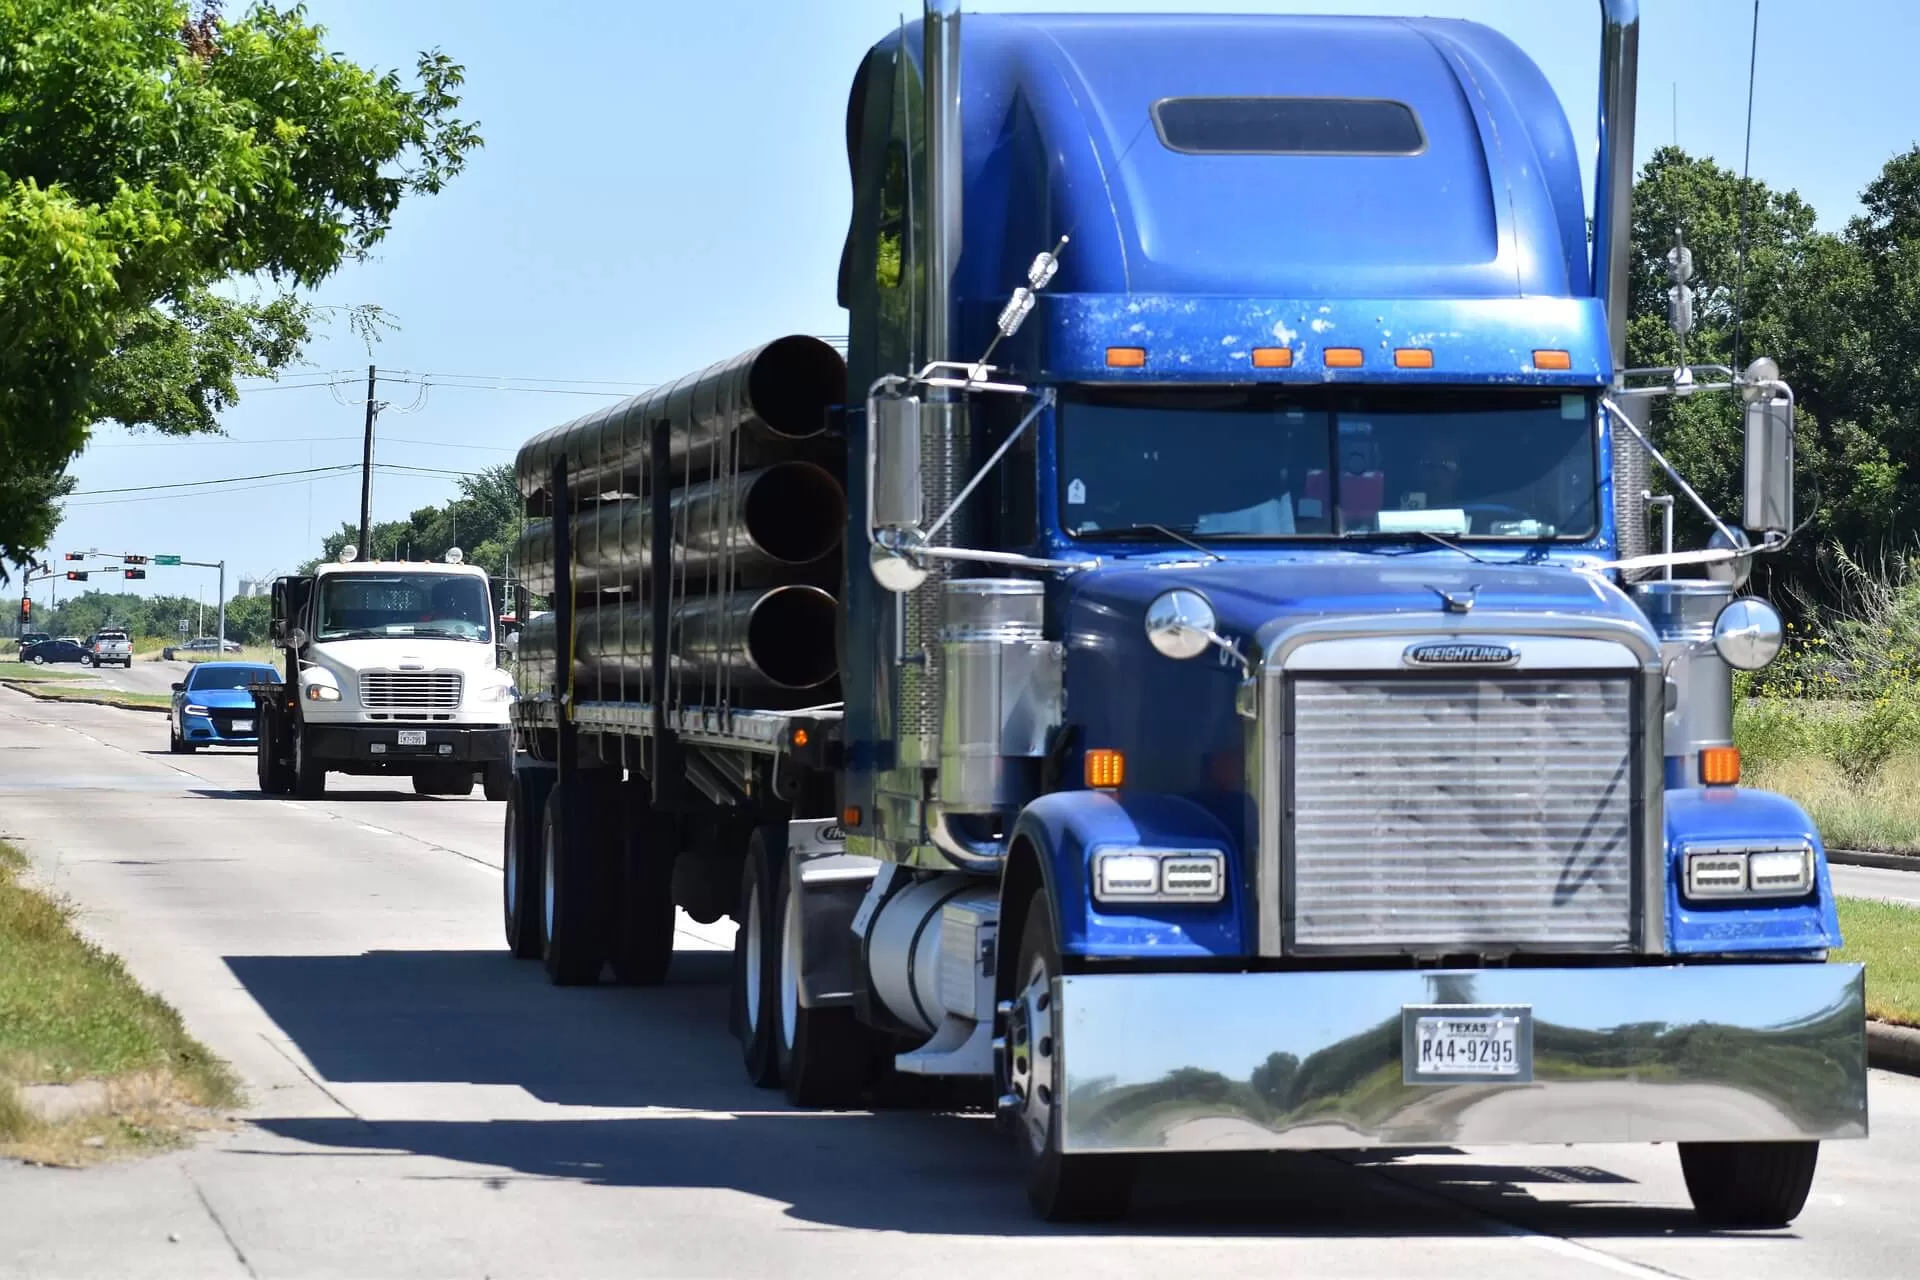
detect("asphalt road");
top-left (1829, 862), bottom-right (1920, 907)
top-left (1, 688), bottom-right (1916, 1280)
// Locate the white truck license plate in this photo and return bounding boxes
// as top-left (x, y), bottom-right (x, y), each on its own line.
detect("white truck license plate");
top-left (398, 730), bottom-right (428, 747)
top-left (1403, 1006), bottom-right (1532, 1083)
top-left (232, 719), bottom-right (253, 733)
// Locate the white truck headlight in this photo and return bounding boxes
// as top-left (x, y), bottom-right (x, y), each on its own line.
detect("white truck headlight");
top-left (1092, 848), bottom-right (1226, 904)
top-left (1683, 842), bottom-right (1814, 901)
top-left (305, 684), bottom-right (341, 701)
top-left (477, 678), bottom-right (517, 702)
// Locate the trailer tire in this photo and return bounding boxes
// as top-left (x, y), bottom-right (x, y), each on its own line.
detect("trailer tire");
top-left (482, 759), bottom-right (512, 802)
top-left (502, 767), bottom-right (551, 959)
top-left (1005, 888), bottom-right (1133, 1222)
top-left (291, 723), bottom-right (326, 798)
top-left (732, 828), bottom-right (784, 1088)
top-left (1679, 1142), bottom-right (1820, 1228)
top-left (774, 868), bottom-right (872, 1108)
top-left (541, 779), bottom-right (609, 985)
top-left (609, 794), bottom-right (675, 986)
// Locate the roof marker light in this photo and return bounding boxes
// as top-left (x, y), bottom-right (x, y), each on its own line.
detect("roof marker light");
top-left (1394, 348), bottom-right (1434, 369)
top-left (1324, 348), bottom-right (1364, 368)
top-left (1106, 347), bottom-right (1146, 368)
top-left (1533, 349), bottom-right (1573, 370)
top-left (1252, 347), bottom-right (1294, 368)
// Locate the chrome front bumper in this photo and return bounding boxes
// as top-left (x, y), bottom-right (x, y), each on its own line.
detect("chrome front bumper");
top-left (1057, 963), bottom-right (1867, 1154)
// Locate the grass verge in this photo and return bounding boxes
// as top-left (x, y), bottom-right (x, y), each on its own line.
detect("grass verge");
top-left (1833, 897), bottom-right (1920, 1029)
top-left (0, 681), bottom-right (170, 712)
top-left (0, 841), bottom-right (240, 1164)
top-left (1747, 755), bottom-right (1920, 854)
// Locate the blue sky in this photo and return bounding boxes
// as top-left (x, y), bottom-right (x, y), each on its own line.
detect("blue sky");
top-left (41, 0), bottom-right (1919, 606)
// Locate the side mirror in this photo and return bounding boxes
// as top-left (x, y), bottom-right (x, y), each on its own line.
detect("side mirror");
top-left (170, 682), bottom-right (185, 693)
top-left (1742, 391), bottom-right (1794, 536)
top-left (870, 393), bottom-right (923, 530)
top-left (287, 627), bottom-right (308, 650)
top-left (1713, 597), bottom-right (1785, 671)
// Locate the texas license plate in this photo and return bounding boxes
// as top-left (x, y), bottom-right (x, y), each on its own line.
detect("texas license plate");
top-left (1402, 1006), bottom-right (1533, 1084)
top-left (397, 729), bottom-right (428, 747)
top-left (231, 719), bottom-right (253, 733)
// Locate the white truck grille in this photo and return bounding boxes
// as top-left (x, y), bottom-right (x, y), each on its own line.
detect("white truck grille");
top-left (360, 671), bottom-right (463, 709)
top-left (1289, 675), bottom-right (1635, 952)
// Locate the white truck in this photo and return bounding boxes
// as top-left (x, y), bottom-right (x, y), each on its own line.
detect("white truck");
top-left (251, 548), bottom-right (516, 799)
top-left (85, 629), bottom-right (133, 668)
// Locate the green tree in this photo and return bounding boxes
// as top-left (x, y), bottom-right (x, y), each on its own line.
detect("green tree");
top-left (0, 0), bottom-right (480, 578)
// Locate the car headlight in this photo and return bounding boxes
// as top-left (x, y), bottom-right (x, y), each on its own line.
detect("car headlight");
top-left (305, 685), bottom-right (341, 701)
top-left (1683, 842), bottom-right (1814, 901)
top-left (1091, 847), bottom-right (1227, 904)
top-left (184, 704), bottom-right (210, 716)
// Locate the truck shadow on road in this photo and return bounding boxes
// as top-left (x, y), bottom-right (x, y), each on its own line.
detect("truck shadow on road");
top-left (224, 947), bottom-right (1722, 1238)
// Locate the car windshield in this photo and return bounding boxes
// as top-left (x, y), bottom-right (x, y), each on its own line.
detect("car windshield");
top-left (315, 572), bottom-right (492, 642)
top-left (188, 666), bottom-right (276, 692)
top-left (1057, 388), bottom-right (1598, 541)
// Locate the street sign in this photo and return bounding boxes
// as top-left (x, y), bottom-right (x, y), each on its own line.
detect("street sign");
top-left (154, 555), bottom-right (181, 566)
top-left (178, 620), bottom-right (190, 636)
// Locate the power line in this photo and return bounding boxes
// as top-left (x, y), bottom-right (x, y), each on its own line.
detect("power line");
top-left (64, 471), bottom-right (363, 508)
top-left (67, 463), bottom-right (360, 497)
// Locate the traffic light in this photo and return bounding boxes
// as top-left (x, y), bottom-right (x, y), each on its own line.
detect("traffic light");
top-left (66, 570), bottom-right (87, 581)
top-left (64, 552), bottom-right (85, 561)
top-left (123, 568), bottom-right (146, 580)
top-left (123, 554), bottom-right (148, 566)
top-left (17, 598), bottom-right (28, 623)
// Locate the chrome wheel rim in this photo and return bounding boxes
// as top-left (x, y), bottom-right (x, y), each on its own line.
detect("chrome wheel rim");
top-left (1009, 951), bottom-right (1055, 1156)
top-left (542, 820), bottom-right (557, 942)
top-left (744, 881), bottom-right (763, 1031)
top-left (779, 882), bottom-right (799, 1054)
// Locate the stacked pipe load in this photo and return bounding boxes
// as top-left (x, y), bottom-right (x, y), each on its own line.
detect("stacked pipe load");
top-left (513, 335), bottom-right (848, 708)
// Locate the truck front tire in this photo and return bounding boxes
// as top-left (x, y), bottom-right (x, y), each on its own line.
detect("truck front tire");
top-left (482, 758), bottom-right (511, 802)
top-left (256, 717), bottom-right (292, 795)
top-left (1679, 1141), bottom-right (1820, 1227)
top-left (291, 723), bottom-right (326, 798)
top-left (774, 866), bottom-right (873, 1108)
top-left (1005, 888), bottom-right (1133, 1222)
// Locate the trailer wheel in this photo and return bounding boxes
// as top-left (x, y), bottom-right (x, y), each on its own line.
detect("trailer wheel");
top-left (291, 722), bottom-right (326, 798)
top-left (774, 867), bottom-right (873, 1108)
top-left (502, 767), bottom-right (551, 959)
top-left (1680, 1142), bottom-right (1820, 1227)
top-left (1005, 888), bottom-right (1133, 1222)
top-left (609, 792), bottom-right (676, 986)
top-left (541, 779), bottom-right (609, 985)
top-left (732, 828), bottom-right (784, 1087)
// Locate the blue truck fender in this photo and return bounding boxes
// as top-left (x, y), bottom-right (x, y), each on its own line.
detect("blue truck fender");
top-left (999, 791), bottom-right (1249, 991)
top-left (1664, 786), bottom-right (1843, 955)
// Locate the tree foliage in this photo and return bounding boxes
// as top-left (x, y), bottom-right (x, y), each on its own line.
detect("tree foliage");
top-left (0, 0), bottom-right (479, 576)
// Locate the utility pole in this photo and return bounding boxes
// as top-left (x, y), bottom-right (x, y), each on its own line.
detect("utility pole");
top-left (357, 363), bottom-right (378, 561)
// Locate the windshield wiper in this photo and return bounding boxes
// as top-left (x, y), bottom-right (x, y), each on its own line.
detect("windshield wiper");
top-left (317, 628), bottom-right (394, 641)
top-left (1076, 523), bottom-right (1222, 562)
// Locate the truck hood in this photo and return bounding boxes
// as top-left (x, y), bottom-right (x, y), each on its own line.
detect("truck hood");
top-left (305, 636), bottom-right (497, 675)
top-left (1066, 554), bottom-right (1655, 656)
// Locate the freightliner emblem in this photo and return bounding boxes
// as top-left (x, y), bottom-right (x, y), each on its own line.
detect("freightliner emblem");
top-left (1404, 641), bottom-right (1519, 667)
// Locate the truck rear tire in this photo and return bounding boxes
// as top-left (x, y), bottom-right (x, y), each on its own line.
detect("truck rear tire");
top-left (502, 767), bottom-right (551, 959)
top-left (608, 795), bottom-right (676, 986)
top-left (732, 829), bottom-right (784, 1088)
top-left (1680, 1141), bottom-right (1820, 1227)
top-left (541, 780), bottom-right (608, 985)
top-left (1006, 888), bottom-right (1133, 1222)
top-left (774, 867), bottom-right (873, 1108)
top-left (291, 723), bottom-right (326, 798)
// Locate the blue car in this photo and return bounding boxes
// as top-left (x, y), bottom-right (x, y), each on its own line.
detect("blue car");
top-left (169, 661), bottom-right (279, 753)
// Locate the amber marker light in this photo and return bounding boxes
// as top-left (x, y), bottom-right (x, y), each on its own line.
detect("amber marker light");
top-left (1324, 347), bottom-right (1364, 368)
top-left (791, 727), bottom-right (810, 748)
top-left (1106, 347), bottom-right (1147, 368)
top-left (1251, 347), bottom-right (1294, 368)
top-left (841, 806), bottom-right (863, 827)
top-left (1084, 749), bottom-right (1126, 790)
top-left (1700, 746), bottom-right (1742, 787)
top-left (1394, 348), bottom-right (1434, 369)
top-left (1533, 349), bottom-right (1573, 370)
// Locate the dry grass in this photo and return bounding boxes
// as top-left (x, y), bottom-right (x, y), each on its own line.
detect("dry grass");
top-left (0, 681), bottom-right (170, 711)
top-left (1833, 898), bottom-right (1920, 1028)
top-left (1746, 754), bottom-right (1920, 854)
top-left (0, 842), bottom-right (240, 1165)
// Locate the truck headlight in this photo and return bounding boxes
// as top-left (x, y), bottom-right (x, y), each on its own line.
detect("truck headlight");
top-left (1092, 848), bottom-right (1226, 904)
top-left (305, 685), bottom-right (341, 701)
top-left (477, 679), bottom-right (517, 702)
top-left (1683, 842), bottom-right (1813, 901)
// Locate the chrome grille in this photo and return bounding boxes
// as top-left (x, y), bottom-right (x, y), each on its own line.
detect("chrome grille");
top-left (1290, 676), bottom-right (1635, 951)
top-left (360, 671), bottom-right (463, 709)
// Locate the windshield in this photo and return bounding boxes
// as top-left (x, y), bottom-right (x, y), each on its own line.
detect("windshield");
top-left (315, 573), bottom-right (493, 643)
top-left (189, 666), bottom-right (278, 692)
top-left (1057, 388), bottom-right (1598, 541)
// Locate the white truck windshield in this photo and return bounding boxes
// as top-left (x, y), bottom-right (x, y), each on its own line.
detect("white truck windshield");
top-left (316, 573), bottom-right (493, 643)
top-left (1058, 388), bottom-right (1598, 541)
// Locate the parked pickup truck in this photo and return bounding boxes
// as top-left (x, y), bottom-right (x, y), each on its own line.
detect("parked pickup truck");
top-left (85, 630), bottom-right (133, 668)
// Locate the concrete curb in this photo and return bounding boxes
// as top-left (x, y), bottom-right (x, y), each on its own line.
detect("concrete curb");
top-left (0, 680), bottom-right (168, 715)
top-left (1869, 1021), bottom-right (1920, 1076)
top-left (1830, 848), bottom-right (1920, 872)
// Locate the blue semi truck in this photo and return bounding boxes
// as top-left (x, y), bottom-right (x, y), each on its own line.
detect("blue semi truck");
top-left (504, 1), bottom-right (1867, 1224)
